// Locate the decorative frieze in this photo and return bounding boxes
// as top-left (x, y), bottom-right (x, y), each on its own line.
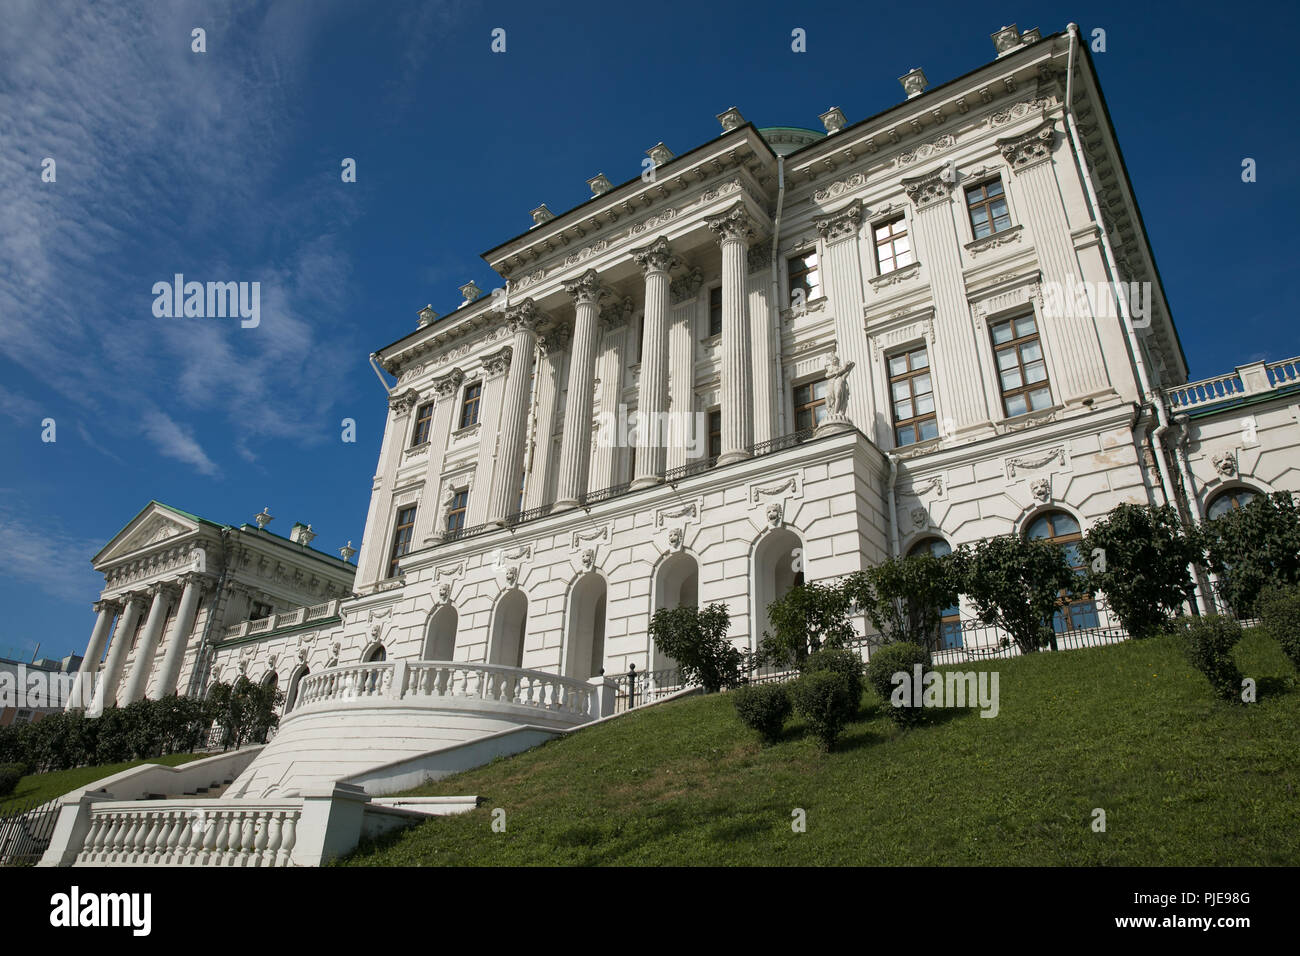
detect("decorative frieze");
top-left (898, 133), bottom-right (956, 167)
top-left (1005, 446), bottom-right (1068, 479)
top-left (813, 171), bottom-right (865, 204)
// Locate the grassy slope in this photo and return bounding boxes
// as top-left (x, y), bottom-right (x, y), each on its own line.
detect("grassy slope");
top-left (340, 631), bottom-right (1300, 866)
top-left (0, 753), bottom-right (205, 813)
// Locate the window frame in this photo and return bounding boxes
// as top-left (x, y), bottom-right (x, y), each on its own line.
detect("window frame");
top-left (411, 401), bottom-right (434, 447)
top-left (445, 489), bottom-right (469, 533)
top-left (792, 377), bottom-right (829, 432)
top-left (707, 408), bottom-right (722, 460)
top-left (707, 286), bottom-right (723, 338)
top-left (887, 343), bottom-right (939, 447)
top-left (872, 214), bottom-right (915, 277)
top-left (965, 176), bottom-right (1013, 240)
top-left (1025, 509), bottom-right (1099, 632)
top-left (989, 312), bottom-right (1053, 418)
top-left (786, 248), bottom-right (822, 308)
top-left (387, 505), bottom-right (417, 578)
top-left (458, 381), bottom-right (482, 430)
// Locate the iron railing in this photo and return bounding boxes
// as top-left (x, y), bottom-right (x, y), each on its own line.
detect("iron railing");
top-left (0, 798), bottom-right (61, 867)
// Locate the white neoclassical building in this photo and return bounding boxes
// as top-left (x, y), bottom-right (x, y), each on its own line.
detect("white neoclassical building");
top-left (59, 23), bottom-right (1300, 836)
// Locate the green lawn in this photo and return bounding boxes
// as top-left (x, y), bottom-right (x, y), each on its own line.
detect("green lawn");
top-left (0, 753), bottom-right (206, 814)
top-left (339, 630), bottom-right (1300, 866)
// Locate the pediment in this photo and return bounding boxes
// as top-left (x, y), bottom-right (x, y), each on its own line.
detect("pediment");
top-left (94, 503), bottom-right (204, 567)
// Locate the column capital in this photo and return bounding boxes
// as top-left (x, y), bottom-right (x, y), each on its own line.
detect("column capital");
top-left (179, 571), bottom-right (218, 592)
top-left (505, 298), bottom-right (543, 335)
top-left (706, 203), bottom-right (756, 245)
top-left (562, 268), bottom-right (610, 306)
top-left (814, 198), bottom-right (864, 244)
top-left (92, 599), bottom-right (120, 615)
top-left (997, 122), bottom-right (1055, 173)
top-left (388, 387), bottom-right (420, 414)
top-left (902, 171), bottom-right (954, 209)
top-left (539, 325), bottom-right (571, 357)
top-left (599, 296), bottom-right (635, 332)
top-left (669, 268), bottom-right (704, 304)
top-left (483, 345), bottom-right (513, 379)
top-left (431, 367), bottom-right (465, 400)
top-left (633, 236), bottom-right (680, 277)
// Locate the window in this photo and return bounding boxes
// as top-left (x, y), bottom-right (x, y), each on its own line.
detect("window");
top-left (907, 537), bottom-right (962, 650)
top-left (1026, 511), bottom-right (1099, 632)
top-left (793, 379), bottom-right (829, 431)
top-left (411, 402), bottom-right (434, 446)
top-left (459, 383), bottom-right (482, 429)
top-left (708, 286), bottom-right (723, 337)
top-left (874, 216), bottom-right (914, 274)
top-left (708, 409), bottom-right (722, 460)
top-left (388, 505), bottom-right (417, 578)
top-left (991, 313), bottom-right (1051, 417)
top-left (445, 490), bottom-right (468, 533)
top-left (787, 250), bottom-right (821, 306)
top-left (888, 345), bottom-right (938, 446)
top-left (250, 602), bottom-right (274, 621)
top-left (966, 178), bottom-right (1012, 239)
top-left (1206, 487), bottom-right (1257, 520)
top-left (516, 473), bottom-right (526, 513)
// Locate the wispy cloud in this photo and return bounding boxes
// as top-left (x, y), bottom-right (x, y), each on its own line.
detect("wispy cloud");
top-left (141, 410), bottom-right (219, 476)
top-left (0, 504), bottom-right (103, 606)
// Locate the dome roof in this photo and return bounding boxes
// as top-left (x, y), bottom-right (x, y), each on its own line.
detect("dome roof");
top-left (757, 126), bottom-right (826, 156)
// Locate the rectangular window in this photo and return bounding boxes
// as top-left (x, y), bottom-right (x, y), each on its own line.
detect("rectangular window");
top-left (874, 216), bottom-right (914, 274)
top-left (708, 286), bottom-right (723, 337)
top-left (708, 409), bottom-right (722, 459)
top-left (388, 506), bottom-right (417, 578)
top-left (411, 402), bottom-right (434, 446)
top-left (991, 313), bottom-right (1052, 417)
top-left (459, 383), bottom-right (482, 429)
top-left (793, 379), bottom-right (829, 431)
top-left (787, 250), bottom-right (821, 306)
top-left (250, 602), bottom-right (274, 621)
top-left (888, 345), bottom-right (939, 446)
top-left (445, 490), bottom-right (468, 533)
top-left (966, 178), bottom-right (1012, 239)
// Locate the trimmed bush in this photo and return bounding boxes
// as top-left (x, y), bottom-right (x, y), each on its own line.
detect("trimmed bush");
top-left (802, 648), bottom-right (864, 713)
top-left (732, 684), bottom-right (792, 744)
top-left (1257, 586), bottom-right (1300, 670)
top-left (790, 671), bottom-right (855, 752)
top-left (865, 642), bottom-right (931, 727)
top-left (649, 604), bottom-right (746, 693)
top-left (1176, 615), bottom-right (1244, 702)
top-left (0, 762), bottom-right (25, 797)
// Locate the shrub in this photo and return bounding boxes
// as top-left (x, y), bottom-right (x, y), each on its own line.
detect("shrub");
top-left (0, 763), bottom-right (25, 798)
top-left (732, 684), bottom-right (792, 744)
top-left (789, 671), bottom-right (855, 752)
top-left (1176, 615), bottom-right (1244, 702)
top-left (865, 642), bottom-right (931, 727)
top-left (759, 580), bottom-right (857, 669)
top-left (960, 535), bottom-right (1076, 654)
top-left (802, 648), bottom-right (863, 713)
top-left (1199, 492), bottom-right (1300, 616)
top-left (1257, 586), bottom-right (1300, 670)
top-left (843, 552), bottom-right (961, 658)
top-left (648, 604), bottom-right (745, 693)
top-left (1083, 503), bottom-right (1198, 639)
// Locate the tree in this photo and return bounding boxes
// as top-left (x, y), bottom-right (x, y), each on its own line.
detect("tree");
top-left (960, 535), bottom-right (1076, 654)
top-left (843, 552), bottom-right (961, 659)
top-left (204, 677), bottom-right (284, 750)
top-left (1083, 503), bottom-right (1197, 638)
top-left (1199, 492), bottom-right (1300, 616)
top-left (759, 580), bottom-right (856, 669)
top-left (648, 604), bottom-right (745, 693)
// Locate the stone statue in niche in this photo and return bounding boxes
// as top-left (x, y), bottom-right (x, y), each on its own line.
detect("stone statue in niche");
top-left (816, 351), bottom-right (856, 435)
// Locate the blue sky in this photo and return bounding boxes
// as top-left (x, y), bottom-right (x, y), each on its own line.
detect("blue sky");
top-left (2, 0), bottom-right (1298, 662)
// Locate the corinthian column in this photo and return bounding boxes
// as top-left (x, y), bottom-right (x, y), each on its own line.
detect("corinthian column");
top-left (708, 204), bottom-right (756, 464)
top-left (94, 593), bottom-right (144, 712)
top-left (555, 270), bottom-right (608, 509)
top-left (121, 584), bottom-right (174, 704)
top-left (357, 388), bottom-right (420, 584)
top-left (415, 367), bottom-right (465, 545)
top-left (150, 574), bottom-right (208, 699)
top-left (67, 600), bottom-right (118, 711)
top-left (488, 300), bottom-right (541, 524)
top-left (632, 237), bottom-right (679, 487)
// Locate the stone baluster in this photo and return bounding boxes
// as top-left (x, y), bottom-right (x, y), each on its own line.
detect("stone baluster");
top-left (278, 813), bottom-right (298, 867)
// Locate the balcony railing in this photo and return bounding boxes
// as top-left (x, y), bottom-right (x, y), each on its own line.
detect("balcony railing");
top-left (1165, 356), bottom-right (1300, 412)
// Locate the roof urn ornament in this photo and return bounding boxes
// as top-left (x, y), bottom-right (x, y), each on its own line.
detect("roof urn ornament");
top-left (254, 507), bottom-right (274, 530)
top-left (339, 541), bottom-right (357, 563)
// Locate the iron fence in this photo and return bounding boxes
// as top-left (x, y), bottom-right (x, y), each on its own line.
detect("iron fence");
top-left (0, 798), bottom-right (60, 867)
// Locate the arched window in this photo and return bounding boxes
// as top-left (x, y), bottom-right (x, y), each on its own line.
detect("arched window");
top-left (906, 537), bottom-right (962, 649)
top-left (424, 606), bottom-right (458, 661)
top-left (363, 644), bottom-right (386, 663)
top-left (286, 665), bottom-right (309, 710)
top-left (1025, 510), bottom-right (1099, 632)
top-left (1206, 486), bottom-right (1257, 520)
top-left (566, 574), bottom-right (608, 680)
top-left (489, 591), bottom-right (528, 668)
top-left (652, 552), bottom-right (699, 671)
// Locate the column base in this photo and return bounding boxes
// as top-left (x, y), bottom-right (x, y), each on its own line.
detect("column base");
top-left (630, 475), bottom-right (663, 490)
top-left (716, 450), bottom-right (752, 466)
top-left (552, 497), bottom-right (580, 511)
top-left (814, 418), bottom-right (854, 438)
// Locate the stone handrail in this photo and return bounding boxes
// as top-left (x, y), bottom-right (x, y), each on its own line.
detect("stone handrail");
top-left (291, 660), bottom-right (594, 718)
top-left (1166, 356), bottom-right (1300, 411)
top-left (75, 801), bottom-right (302, 867)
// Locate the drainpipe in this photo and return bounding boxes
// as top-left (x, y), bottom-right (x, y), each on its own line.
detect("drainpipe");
top-left (769, 156), bottom-right (788, 437)
top-left (886, 454), bottom-right (900, 559)
top-left (1063, 23), bottom-right (1179, 514)
top-left (369, 353), bottom-right (394, 394)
